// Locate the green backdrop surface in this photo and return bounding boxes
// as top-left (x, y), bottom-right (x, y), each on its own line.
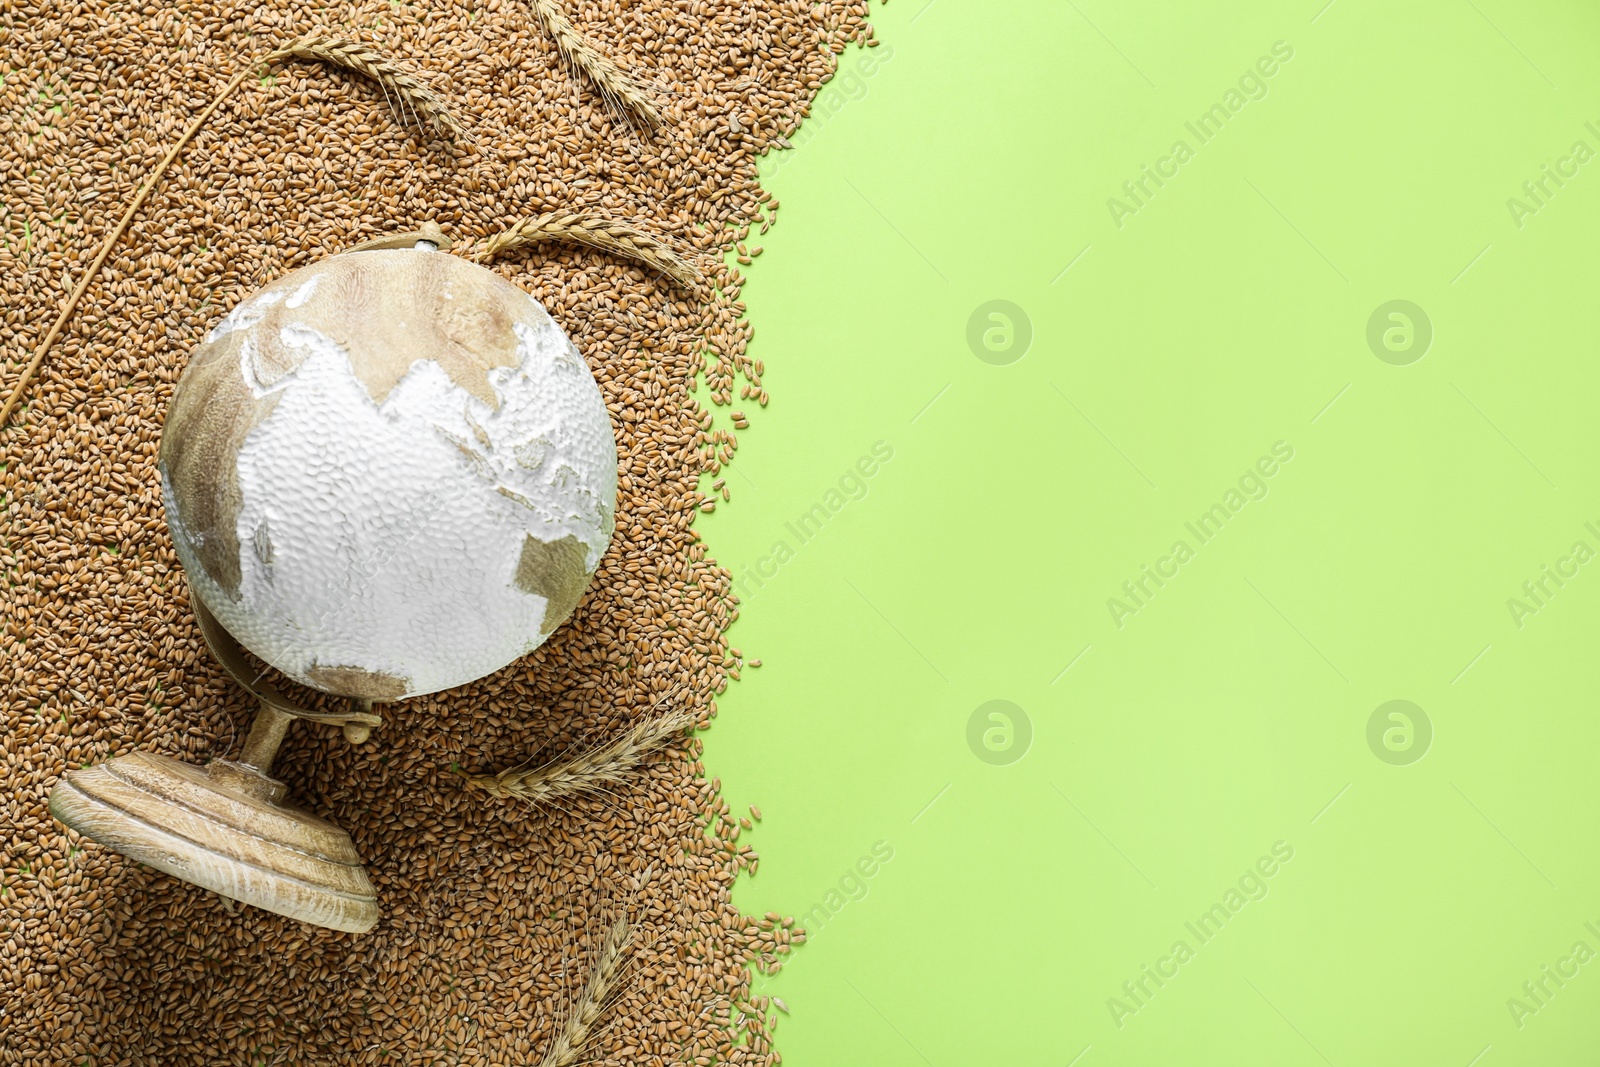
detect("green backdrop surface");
top-left (697, 1), bottom-right (1600, 1063)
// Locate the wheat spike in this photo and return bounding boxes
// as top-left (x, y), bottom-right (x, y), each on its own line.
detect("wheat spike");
top-left (529, 0), bottom-right (662, 130)
top-left (0, 35), bottom-right (466, 433)
top-left (460, 704), bottom-right (699, 804)
top-left (265, 33), bottom-right (467, 142)
top-left (476, 212), bottom-right (700, 287)
top-left (539, 917), bottom-right (632, 1067)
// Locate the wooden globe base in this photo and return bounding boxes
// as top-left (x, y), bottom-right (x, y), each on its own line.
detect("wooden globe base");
top-left (50, 747), bottom-right (378, 934)
top-left (48, 599), bottom-right (385, 933)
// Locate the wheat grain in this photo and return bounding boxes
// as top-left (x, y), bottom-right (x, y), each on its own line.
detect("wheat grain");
top-left (3, 0), bottom-right (882, 1061)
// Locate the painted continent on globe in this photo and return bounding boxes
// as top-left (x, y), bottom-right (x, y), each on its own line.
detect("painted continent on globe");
top-left (158, 247), bottom-right (619, 701)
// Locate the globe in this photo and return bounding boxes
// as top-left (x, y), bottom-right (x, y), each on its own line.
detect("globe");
top-left (158, 242), bottom-right (618, 701)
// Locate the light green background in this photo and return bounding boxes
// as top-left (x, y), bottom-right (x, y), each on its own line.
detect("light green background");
top-left (697, 1), bottom-right (1600, 1063)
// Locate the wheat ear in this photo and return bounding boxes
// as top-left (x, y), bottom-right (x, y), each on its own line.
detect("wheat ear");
top-left (0, 36), bottom-right (464, 432)
top-left (539, 917), bottom-right (632, 1067)
top-left (265, 33), bottom-right (468, 143)
top-left (476, 212), bottom-right (700, 287)
top-left (529, 0), bottom-right (662, 129)
top-left (459, 704), bottom-right (698, 803)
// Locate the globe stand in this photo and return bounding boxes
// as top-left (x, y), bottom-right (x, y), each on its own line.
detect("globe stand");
top-left (48, 601), bottom-right (384, 933)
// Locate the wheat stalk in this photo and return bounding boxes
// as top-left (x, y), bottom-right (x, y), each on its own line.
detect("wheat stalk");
top-left (539, 917), bottom-right (632, 1067)
top-left (0, 65), bottom-right (256, 431)
top-left (0, 34), bottom-right (464, 432)
top-left (265, 33), bottom-right (468, 143)
top-left (475, 212), bottom-right (700, 287)
top-left (459, 703), bottom-right (698, 803)
top-left (529, 0), bottom-right (662, 130)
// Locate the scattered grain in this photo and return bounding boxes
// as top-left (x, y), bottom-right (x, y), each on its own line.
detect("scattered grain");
top-left (0, 0), bottom-right (883, 1062)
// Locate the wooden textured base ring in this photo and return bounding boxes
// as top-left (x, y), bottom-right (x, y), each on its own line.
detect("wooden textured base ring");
top-left (48, 597), bottom-right (384, 932)
top-left (50, 751), bottom-right (378, 933)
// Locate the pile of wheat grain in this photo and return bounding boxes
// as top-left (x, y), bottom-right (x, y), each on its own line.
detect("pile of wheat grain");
top-left (0, 0), bottom-right (882, 1061)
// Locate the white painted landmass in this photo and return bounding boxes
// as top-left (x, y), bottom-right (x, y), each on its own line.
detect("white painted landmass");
top-left (174, 271), bottom-right (617, 699)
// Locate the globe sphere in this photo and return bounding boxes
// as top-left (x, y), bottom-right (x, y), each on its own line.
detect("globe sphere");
top-left (158, 245), bottom-right (618, 700)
